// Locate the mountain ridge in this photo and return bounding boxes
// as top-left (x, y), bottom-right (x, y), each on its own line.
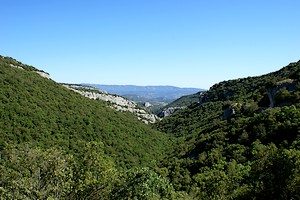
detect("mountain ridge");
top-left (85, 83), bottom-right (204, 102)
top-left (85, 84), bottom-right (205, 115)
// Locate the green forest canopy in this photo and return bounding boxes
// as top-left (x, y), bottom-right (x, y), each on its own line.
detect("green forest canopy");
top-left (1, 55), bottom-right (300, 199)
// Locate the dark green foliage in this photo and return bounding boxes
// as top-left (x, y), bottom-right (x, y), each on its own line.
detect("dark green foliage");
top-left (0, 144), bottom-right (178, 200)
top-left (0, 56), bottom-right (171, 169)
top-left (112, 167), bottom-right (175, 200)
top-left (183, 60), bottom-right (300, 108)
top-left (0, 55), bottom-right (177, 199)
top-left (0, 145), bottom-right (74, 199)
top-left (0, 56), bottom-right (45, 72)
top-left (2, 55), bottom-right (300, 199)
top-left (247, 142), bottom-right (300, 199)
top-left (71, 141), bottom-right (117, 199)
top-left (156, 60), bottom-right (300, 199)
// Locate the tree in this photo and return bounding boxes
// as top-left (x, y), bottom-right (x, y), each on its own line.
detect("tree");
top-left (249, 141), bottom-right (300, 199)
top-left (112, 167), bottom-right (174, 200)
top-left (71, 141), bottom-right (117, 200)
top-left (0, 145), bottom-right (74, 199)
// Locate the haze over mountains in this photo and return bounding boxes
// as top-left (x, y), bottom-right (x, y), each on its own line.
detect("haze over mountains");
top-left (85, 84), bottom-right (204, 104)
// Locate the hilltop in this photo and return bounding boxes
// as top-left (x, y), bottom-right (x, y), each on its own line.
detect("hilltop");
top-left (159, 61), bottom-right (300, 118)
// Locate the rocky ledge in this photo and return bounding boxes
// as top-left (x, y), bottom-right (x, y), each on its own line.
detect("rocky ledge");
top-left (158, 106), bottom-right (186, 118)
top-left (9, 63), bottom-right (51, 79)
top-left (63, 84), bottom-right (159, 124)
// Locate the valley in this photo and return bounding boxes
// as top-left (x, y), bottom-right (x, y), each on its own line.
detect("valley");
top-left (1, 55), bottom-right (300, 199)
top-left (85, 84), bottom-right (204, 115)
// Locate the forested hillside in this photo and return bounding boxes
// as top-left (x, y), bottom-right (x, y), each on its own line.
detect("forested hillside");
top-left (1, 55), bottom-right (300, 199)
top-left (0, 56), bottom-right (175, 199)
top-left (156, 60), bottom-right (300, 199)
top-left (0, 56), bottom-right (171, 167)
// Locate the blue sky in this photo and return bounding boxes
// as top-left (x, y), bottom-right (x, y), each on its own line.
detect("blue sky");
top-left (1, 0), bottom-right (300, 89)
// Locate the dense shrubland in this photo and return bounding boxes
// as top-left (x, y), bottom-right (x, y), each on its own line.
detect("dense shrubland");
top-left (156, 60), bottom-right (300, 199)
top-left (0, 56), bottom-right (174, 199)
top-left (1, 55), bottom-right (300, 199)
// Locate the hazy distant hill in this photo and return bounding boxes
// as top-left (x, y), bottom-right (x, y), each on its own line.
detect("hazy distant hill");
top-left (85, 84), bottom-right (204, 104)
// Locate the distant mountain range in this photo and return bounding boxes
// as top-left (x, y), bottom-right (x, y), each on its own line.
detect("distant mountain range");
top-left (84, 84), bottom-right (205, 104)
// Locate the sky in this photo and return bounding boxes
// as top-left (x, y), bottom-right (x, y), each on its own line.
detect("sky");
top-left (1, 0), bottom-right (300, 89)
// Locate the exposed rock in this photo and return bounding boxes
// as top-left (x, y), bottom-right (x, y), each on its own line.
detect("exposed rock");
top-left (35, 71), bottom-right (50, 79)
top-left (198, 92), bottom-right (209, 105)
top-left (9, 63), bottom-right (51, 79)
top-left (9, 64), bottom-right (24, 70)
top-left (158, 107), bottom-right (184, 118)
top-left (144, 102), bottom-right (152, 108)
top-left (267, 90), bottom-right (275, 108)
top-left (222, 107), bottom-right (235, 120)
top-left (222, 103), bottom-right (241, 120)
top-left (267, 79), bottom-right (297, 108)
top-left (63, 84), bottom-right (159, 124)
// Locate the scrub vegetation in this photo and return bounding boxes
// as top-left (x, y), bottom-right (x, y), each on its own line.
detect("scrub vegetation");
top-left (1, 55), bottom-right (300, 199)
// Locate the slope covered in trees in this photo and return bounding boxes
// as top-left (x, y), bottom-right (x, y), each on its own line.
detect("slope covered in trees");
top-left (0, 56), bottom-right (171, 168)
top-left (0, 56), bottom-right (179, 199)
top-left (1, 55), bottom-right (300, 199)
top-left (156, 60), bottom-right (300, 199)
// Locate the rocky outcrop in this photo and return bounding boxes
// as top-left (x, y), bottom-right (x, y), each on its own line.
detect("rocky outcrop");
top-left (267, 79), bottom-right (297, 108)
top-left (144, 102), bottom-right (152, 108)
top-left (35, 71), bottom-right (51, 79)
top-left (9, 63), bottom-right (51, 79)
top-left (267, 90), bottom-right (275, 108)
top-left (63, 84), bottom-right (159, 124)
top-left (158, 107), bottom-right (185, 118)
top-left (222, 107), bottom-right (235, 120)
top-left (9, 64), bottom-right (24, 70)
top-left (222, 103), bottom-right (243, 120)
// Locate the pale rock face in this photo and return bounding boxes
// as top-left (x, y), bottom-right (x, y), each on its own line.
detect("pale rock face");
top-left (9, 64), bottom-right (24, 70)
top-left (222, 107), bottom-right (235, 120)
top-left (63, 84), bottom-right (159, 124)
top-left (9, 63), bottom-right (51, 79)
top-left (159, 107), bottom-right (184, 118)
top-left (35, 71), bottom-right (51, 79)
top-left (144, 102), bottom-right (152, 108)
top-left (267, 80), bottom-right (297, 108)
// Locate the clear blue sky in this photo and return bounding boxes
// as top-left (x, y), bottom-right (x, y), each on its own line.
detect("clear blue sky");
top-left (1, 0), bottom-right (300, 89)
